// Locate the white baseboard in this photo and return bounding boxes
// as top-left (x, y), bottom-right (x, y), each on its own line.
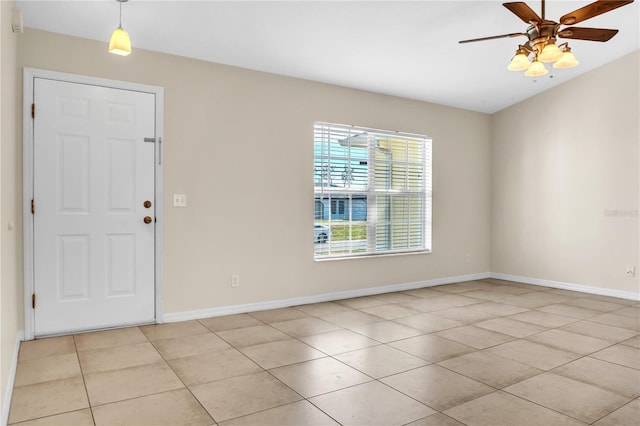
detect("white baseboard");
top-left (2, 331), bottom-right (24, 426)
top-left (490, 272), bottom-right (640, 301)
top-left (163, 272), bottom-right (491, 323)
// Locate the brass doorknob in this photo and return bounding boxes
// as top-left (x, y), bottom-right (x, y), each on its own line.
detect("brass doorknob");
top-left (143, 216), bottom-right (153, 224)
top-left (143, 200), bottom-right (152, 208)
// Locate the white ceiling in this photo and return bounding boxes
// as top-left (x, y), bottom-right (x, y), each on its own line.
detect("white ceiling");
top-left (15, 0), bottom-right (640, 113)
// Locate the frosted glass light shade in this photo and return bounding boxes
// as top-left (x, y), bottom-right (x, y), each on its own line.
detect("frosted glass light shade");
top-left (553, 50), bottom-right (579, 68)
top-left (539, 42), bottom-right (563, 62)
top-left (508, 53), bottom-right (530, 71)
top-left (524, 60), bottom-right (548, 77)
top-left (109, 27), bottom-right (131, 56)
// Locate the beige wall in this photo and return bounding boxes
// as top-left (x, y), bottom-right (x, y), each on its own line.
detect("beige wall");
top-left (492, 51), bottom-right (640, 294)
top-left (16, 29), bottom-right (492, 315)
top-left (1, 0), bottom-right (19, 417)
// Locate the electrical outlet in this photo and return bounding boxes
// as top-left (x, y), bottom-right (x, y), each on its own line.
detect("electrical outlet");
top-left (465, 254), bottom-right (470, 264)
top-left (626, 265), bottom-right (636, 278)
top-left (173, 193), bottom-right (187, 207)
top-left (231, 274), bottom-right (240, 288)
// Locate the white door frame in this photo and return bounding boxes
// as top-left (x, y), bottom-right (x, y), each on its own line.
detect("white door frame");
top-left (22, 68), bottom-right (165, 340)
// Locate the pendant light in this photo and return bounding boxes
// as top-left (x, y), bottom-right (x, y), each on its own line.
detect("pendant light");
top-left (553, 45), bottom-right (579, 69)
top-left (109, 0), bottom-right (131, 56)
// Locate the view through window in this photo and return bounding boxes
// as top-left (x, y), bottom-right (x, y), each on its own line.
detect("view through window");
top-left (314, 122), bottom-right (432, 259)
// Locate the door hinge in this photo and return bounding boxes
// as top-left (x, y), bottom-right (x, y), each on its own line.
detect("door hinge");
top-left (31, 103), bottom-right (35, 119)
top-left (32, 293), bottom-right (36, 309)
top-left (31, 199), bottom-right (35, 214)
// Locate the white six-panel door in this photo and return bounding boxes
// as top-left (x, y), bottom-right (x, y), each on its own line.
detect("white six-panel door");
top-left (33, 78), bottom-right (156, 336)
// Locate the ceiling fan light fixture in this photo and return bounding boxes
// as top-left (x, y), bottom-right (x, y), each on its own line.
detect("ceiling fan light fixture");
top-left (109, 0), bottom-right (131, 56)
top-left (553, 46), bottom-right (579, 69)
top-left (524, 59), bottom-right (548, 77)
top-left (538, 40), bottom-right (563, 62)
top-left (507, 48), bottom-right (531, 71)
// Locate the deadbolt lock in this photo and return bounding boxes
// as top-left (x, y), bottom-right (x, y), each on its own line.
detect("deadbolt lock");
top-left (143, 200), bottom-right (152, 208)
top-left (143, 216), bottom-right (153, 224)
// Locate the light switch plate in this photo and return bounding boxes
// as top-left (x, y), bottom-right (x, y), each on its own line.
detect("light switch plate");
top-left (173, 193), bottom-right (187, 207)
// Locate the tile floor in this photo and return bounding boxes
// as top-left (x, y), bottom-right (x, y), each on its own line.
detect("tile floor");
top-left (8, 279), bottom-right (640, 425)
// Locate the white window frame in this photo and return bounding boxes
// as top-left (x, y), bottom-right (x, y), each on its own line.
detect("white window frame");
top-left (314, 122), bottom-right (432, 260)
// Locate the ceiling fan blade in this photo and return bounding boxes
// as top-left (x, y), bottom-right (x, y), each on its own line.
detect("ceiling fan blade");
top-left (503, 2), bottom-right (543, 24)
top-left (558, 27), bottom-right (619, 42)
top-left (459, 33), bottom-right (527, 44)
top-left (560, 0), bottom-right (634, 25)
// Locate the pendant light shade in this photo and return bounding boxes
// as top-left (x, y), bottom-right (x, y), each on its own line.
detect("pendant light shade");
top-left (109, 27), bottom-right (131, 56)
top-left (109, 0), bottom-right (131, 56)
top-left (539, 40), bottom-right (563, 63)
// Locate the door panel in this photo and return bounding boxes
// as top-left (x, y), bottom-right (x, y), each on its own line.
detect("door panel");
top-left (33, 78), bottom-right (156, 336)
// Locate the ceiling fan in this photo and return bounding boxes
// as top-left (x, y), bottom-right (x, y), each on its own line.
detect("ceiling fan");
top-left (459, 0), bottom-right (635, 76)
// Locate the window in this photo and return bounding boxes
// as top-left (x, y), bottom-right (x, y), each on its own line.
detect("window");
top-left (314, 122), bottom-right (432, 259)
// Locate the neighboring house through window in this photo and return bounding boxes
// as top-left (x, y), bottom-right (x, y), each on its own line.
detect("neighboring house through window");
top-left (314, 122), bottom-right (432, 259)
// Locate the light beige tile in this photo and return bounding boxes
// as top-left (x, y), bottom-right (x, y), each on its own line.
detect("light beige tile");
top-left (546, 289), bottom-right (586, 297)
top-left (198, 313), bottom-right (264, 332)
top-left (594, 399), bottom-right (640, 426)
top-left (169, 348), bottom-right (262, 385)
top-left (84, 361), bottom-right (183, 405)
top-left (405, 413), bottom-right (466, 426)
top-left (459, 290), bottom-right (508, 301)
top-left (614, 306), bottom-right (640, 318)
top-left (622, 335), bottom-right (640, 348)
top-left (427, 294), bottom-right (482, 307)
top-left (399, 298), bottom-right (463, 313)
top-left (394, 313), bottom-right (464, 333)
top-left (565, 298), bottom-right (627, 312)
top-left (248, 307), bottom-right (309, 323)
top-left (553, 357), bottom-right (640, 398)
top-left (152, 332), bottom-right (231, 360)
top-left (509, 310), bottom-right (577, 328)
top-left (18, 336), bottom-right (76, 361)
top-left (299, 329), bottom-right (379, 355)
top-left (190, 371), bottom-right (302, 422)
top-left (591, 344), bottom-right (640, 369)
top-left (486, 339), bottom-right (580, 370)
top-left (92, 388), bottom-right (214, 426)
top-left (403, 288), bottom-right (449, 298)
top-left (561, 320), bottom-right (638, 343)
top-left (335, 344), bottom-right (428, 378)
top-left (505, 373), bottom-right (630, 424)
top-left (587, 294), bottom-right (638, 305)
top-left (240, 339), bottom-right (325, 369)
top-left (10, 409), bottom-right (93, 426)
top-left (310, 381), bottom-right (435, 426)
top-left (475, 317), bottom-right (546, 338)
top-left (381, 365), bottom-right (494, 411)
top-left (587, 313), bottom-right (640, 331)
top-left (495, 294), bottom-right (554, 309)
top-left (220, 400), bottom-right (339, 426)
top-left (294, 302), bottom-right (352, 316)
top-left (217, 324), bottom-right (291, 346)
top-left (527, 329), bottom-right (610, 355)
top-left (319, 310), bottom-right (383, 328)
top-left (444, 390), bottom-right (585, 426)
top-left (270, 357), bottom-right (371, 397)
top-left (435, 281), bottom-right (495, 293)
top-left (468, 302), bottom-right (529, 316)
top-left (371, 292), bottom-right (419, 303)
top-left (74, 327), bottom-right (147, 351)
top-left (438, 351), bottom-right (542, 388)
top-left (78, 342), bottom-right (163, 373)
top-left (360, 304), bottom-right (421, 319)
top-left (435, 325), bottom-right (514, 349)
top-left (271, 317), bottom-right (341, 338)
top-left (335, 296), bottom-right (387, 309)
top-left (347, 321), bottom-right (423, 343)
top-left (140, 320), bottom-right (210, 341)
top-left (507, 292), bottom-right (573, 306)
top-left (390, 334), bottom-right (475, 362)
top-left (8, 377), bottom-right (89, 424)
top-left (537, 304), bottom-right (601, 319)
top-left (14, 353), bottom-right (81, 386)
top-left (487, 286), bottom-right (533, 295)
top-left (430, 307), bottom-right (497, 324)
